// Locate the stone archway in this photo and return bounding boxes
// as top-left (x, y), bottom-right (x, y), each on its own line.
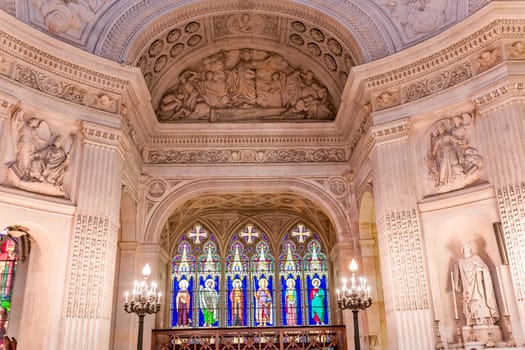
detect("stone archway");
top-left (143, 177), bottom-right (353, 246)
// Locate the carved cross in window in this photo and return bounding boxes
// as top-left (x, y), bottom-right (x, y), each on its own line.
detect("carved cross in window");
top-left (292, 224), bottom-right (311, 243)
top-left (188, 224), bottom-right (207, 244)
top-left (240, 224), bottom-right (259, 244)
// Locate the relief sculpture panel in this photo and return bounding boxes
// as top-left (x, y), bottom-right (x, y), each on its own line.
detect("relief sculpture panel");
top-left (425, 113), bottom-right (483, 193)
top-left (2, 107), bottom-right (76, 197)
top-left (156, 49), bottom-right (336, 122)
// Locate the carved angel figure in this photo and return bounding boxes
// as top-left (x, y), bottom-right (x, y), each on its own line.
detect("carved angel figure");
top-left (426, 113), bottom-right (482, 192)
top-left (5, 108), bottom-right (75, 195)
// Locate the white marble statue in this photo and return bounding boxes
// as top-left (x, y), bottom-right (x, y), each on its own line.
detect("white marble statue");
top-left (453, 240), bottom-right (499, 325)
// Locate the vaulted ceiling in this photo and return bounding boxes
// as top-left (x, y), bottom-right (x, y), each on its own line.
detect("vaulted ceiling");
top-left (5, 0), bottom-right (490, 124)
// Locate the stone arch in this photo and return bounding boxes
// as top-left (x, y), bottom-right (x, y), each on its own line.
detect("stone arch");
top-left (144, 178), bottom-right (352, 247)
top-left (120, 189), bottom-right (137, 242)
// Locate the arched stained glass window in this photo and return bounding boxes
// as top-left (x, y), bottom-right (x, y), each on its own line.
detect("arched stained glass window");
top-left (169, 221), bottom-right (331, 328)
top-left (0, 227), bottom-right (22, 339)
top-left (279, 224), bottom-right (330, 326)
top-left (171, 223), bottom-right (220, 328)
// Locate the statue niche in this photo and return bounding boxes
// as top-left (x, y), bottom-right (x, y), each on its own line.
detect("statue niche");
top-left (3, 108), bottom-right (75, 197)
top-left (156, 49), bottom-right (336, 122)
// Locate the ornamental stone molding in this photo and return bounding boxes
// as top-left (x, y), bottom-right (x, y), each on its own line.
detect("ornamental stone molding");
top-left (147, 148), bottom-right (346, 165)
top-left (471, 78), bottom-right (525, 111)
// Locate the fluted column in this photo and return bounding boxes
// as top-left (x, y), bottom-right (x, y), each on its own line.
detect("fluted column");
top-left (474, 89), bottom-right (525, 341)
top-left (60, 122), bottom-right (124, 349)
top-left (370, 119), bottom-right (434, 350)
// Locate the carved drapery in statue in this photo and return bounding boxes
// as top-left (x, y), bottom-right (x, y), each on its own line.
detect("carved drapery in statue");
top-left (156, 49), bottom-right (336, 122)
top-left (2, 107), bottom-right (75, 197)
top-left (425, 113), bottom-right (483, 193)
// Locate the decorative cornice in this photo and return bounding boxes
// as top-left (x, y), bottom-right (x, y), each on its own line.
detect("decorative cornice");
top-left (81, 121), bottom-right (122, 147)
top-left (471, 77), bottom-right (525, 111)
top-left (149, 133), bottom-right (346, 147)
top-left (370, 118), bottom-right (411, 144)
top-left (147, 148), bottom-right (347, 164)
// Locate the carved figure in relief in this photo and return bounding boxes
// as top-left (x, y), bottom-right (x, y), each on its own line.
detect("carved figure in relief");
top-left (477, 49), bottom-right (500, 72)
top-left (382, 0), bottom-right (448, 37)
top-left (156, 49), bottom-right (335, 122)
top-left (506, 41), bottom-right (525, 59)
top-left (4, 108), bottom-right (75, 195)
top-left (35, 0), bottom-right (108, 34)
top-left (453, 241), bottom-right (499, 325)
top-left (426, 113), bottom-right (482, 192)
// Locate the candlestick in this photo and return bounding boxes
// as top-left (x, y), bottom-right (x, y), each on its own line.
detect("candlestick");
top-left (450, 271), bottom-right (459, 319)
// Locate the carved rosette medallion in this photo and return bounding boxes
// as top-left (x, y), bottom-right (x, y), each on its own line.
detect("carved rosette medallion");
top-left (147, 179), bottom-right (168, 199)
top-left (425, 113), bottom-right (483, 193)
top-left (156, 48), bottom-right (336, 122)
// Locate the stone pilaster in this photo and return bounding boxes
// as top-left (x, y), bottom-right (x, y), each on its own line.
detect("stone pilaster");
top-left (60, 122), bottom-right (124, 349)
top-left (370, 119), bottom-right (434, 350)
top-left (474, 82), bottom-right (525, 341)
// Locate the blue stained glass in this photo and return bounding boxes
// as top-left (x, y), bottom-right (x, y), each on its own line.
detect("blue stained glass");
top-left (228, 277), bottom-right (247, 326)
top-left (253, 275), bottom-right (273, 326)
top-left (171, 277), bottom-right (194, 328)
top-left (307, 275), bottom-right (328, 325)
top-left (281, 276), bottom-right (302, 326)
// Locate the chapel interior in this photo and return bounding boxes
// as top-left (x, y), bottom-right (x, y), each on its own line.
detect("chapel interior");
top-left (0, 1), bottom-right (524, 350)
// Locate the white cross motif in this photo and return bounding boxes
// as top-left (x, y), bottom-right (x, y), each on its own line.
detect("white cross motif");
top-left (240, 224), bottom-right (259, 244)
top-left (188, 224), bottom-right (208, 244)
top-left (292, 224), bottom-right (311, 243)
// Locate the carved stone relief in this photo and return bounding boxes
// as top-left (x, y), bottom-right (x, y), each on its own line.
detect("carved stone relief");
top-left (147, 179), bottom-right (168, 199)
top-left (425, 113), bottom-right (483, 193)
top-left (373, 90), bottom-right (400, 111)
top-left (156, 49), bottom-right (336, 122)
top-left (2, 107), bottom-right (76, 197)
top-left (0, 53), bottom-right (14, 76)
top-left (506, 41), bottom-right (525, 60)
top-left (379, 0), bottom-right (450, 39)
top-left (32, 0), bottom-right (109, 34)
top-left (403, 62), bottom-right (472, 103)
top-left (213, 13), bottom-right (279, 39)
top-left (474, 48), bottom-right (501, 73)
top-left (147, 148), bottom-right (346, 164)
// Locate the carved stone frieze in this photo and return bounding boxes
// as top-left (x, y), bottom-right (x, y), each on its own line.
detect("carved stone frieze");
top-left (2, 107), bottom-right (76, 197)
top-left (372, 90), bottom-right (401, 111)
top-left (506, 41), bottom-right (525, 60)
top-left (472, 79), bottom-right (525, 107)
top-left (425, 113), bottom-right (482, 193)
top-left (156, 49), bottom-right (336, 122)
top-left (213, 13), bottom-right (279, 39)
top-left (403, 62), bottom-right (472, 103)
top-left (147, 148), bottom-right (346, 164)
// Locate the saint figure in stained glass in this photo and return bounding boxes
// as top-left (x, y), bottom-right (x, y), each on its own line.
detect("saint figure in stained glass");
top-left (199, 279), bottom-right (219, 327)
top-left (254, 277), bottom-right (272, 326)
top-left (230, 278), bottom-right (245, 326)
top-left (175, 279), bottom-right (191, 327)
top-left (309, 277), bottom-right (325, 325)
top-left (285, 278), bottom-right (298, 326)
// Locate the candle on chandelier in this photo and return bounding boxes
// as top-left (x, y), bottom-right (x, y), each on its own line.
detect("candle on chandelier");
top-left (125, 291), bottom-right (129, 303)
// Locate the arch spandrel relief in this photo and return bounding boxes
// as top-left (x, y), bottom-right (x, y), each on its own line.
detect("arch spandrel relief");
top-left (156, 49), bottom-right (336, 123)
top-left (0, 107), bottom-right (76, 198)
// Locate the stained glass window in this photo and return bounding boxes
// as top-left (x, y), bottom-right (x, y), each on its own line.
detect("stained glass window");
top-left (170, 222), bottom-right (330, 328)
top-left (0, 229), bottom-right (20, 339)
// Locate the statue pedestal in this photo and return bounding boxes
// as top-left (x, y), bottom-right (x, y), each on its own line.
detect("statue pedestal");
top-left (462, 325), bottom-right (502, 345)
top-left (463, 342), bottom-right (485, 350)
